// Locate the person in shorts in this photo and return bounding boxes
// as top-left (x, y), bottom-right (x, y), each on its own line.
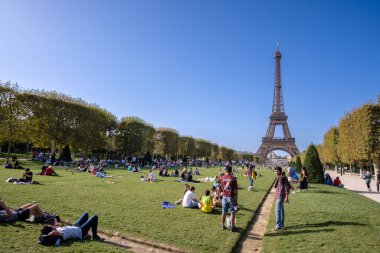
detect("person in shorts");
top-left (0, 200), bottom-right (47, 222)
top-left (220, 165), bottom-right (238, 232)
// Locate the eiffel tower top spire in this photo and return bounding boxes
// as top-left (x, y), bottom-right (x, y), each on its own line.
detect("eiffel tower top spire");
top-left (272, 45), bottom-right (285, 114)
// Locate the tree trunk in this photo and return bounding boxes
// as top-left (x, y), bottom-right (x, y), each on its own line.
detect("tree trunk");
top-left (83, 149), bottom-right (88, 160)
top-left (51, 140), bottom-right (57, 153)
top-left (7, 142), bottom-right (11, 156)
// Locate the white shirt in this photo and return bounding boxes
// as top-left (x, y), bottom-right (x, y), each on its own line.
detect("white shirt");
top-left (182, 190), bottom-right (196, 207)
top-left (57, 226), bottom-right (82, 240)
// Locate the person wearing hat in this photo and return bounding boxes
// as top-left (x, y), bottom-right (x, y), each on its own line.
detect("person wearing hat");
top-left (273, 166), bottom-right (291, 231)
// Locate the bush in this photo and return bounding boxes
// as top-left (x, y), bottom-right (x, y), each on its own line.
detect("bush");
top-left (295, 156), bottom-right (302, 173)
top-left (304, 144), bottom-right (324, 183)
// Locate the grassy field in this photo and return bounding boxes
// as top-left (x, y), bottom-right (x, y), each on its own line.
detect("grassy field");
top-left (0, 160), bottom-right (275, 252)
top-left (262, 184), bottom-right (380, 253)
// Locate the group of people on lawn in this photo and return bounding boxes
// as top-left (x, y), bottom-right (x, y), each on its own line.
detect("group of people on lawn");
top-left (176, 165), bottom-right (239, 232)
top-left (0, 199), bottom-right (103, 246)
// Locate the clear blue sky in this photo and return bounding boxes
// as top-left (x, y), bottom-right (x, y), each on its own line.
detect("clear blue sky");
top-left (1, 0), bottom-right (379, 154)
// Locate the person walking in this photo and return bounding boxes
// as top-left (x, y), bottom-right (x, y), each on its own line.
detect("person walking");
top-left (220, 165), bottom-right (239, 232)
top-left (363, 170), bottom-right (372, 192)
top-left (272, 166), bottom-right (290, 231)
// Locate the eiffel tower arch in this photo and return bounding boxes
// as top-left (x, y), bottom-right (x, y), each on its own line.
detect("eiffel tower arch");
top-left (256, 46), bottom-right (300, 160)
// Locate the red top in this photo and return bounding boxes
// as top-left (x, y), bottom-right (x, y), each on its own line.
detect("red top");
top-left (220, 174), bottom-right (238, 197)
top-left (333, 178), bottom-right (341, 186)
top-left (45, 167), bottom-right (53, 175)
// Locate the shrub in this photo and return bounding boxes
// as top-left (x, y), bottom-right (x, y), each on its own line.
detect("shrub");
top-left (304, 144), bottom-right (324, 183)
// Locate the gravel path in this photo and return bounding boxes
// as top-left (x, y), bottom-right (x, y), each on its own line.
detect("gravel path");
top-left (326, 170), bottom-right (380, 203)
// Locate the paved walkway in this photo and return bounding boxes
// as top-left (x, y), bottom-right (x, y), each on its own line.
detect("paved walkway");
top-left (326, 170), bottom-right (380, 203)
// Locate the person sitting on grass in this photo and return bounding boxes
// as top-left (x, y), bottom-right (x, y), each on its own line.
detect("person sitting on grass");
top-left (324, 173), bottom-right (333, 186)
top-left (13, 159), bottom-right (24, 169)
top-left (193, 168), bottom-right (200, 175)
top-left (212, 186), bottom-right (222, 208)
top-left (44, 165), bottom-right (58, 176)
top-left (333, 177), bottom-right (344, 188)
top-left (182, 186), bottom-right (198, 208)
top-left (19, 168), bottom-right (33, 183)
top-left (148, 170), bottom-right (157, 182)
top-left (3, 158), bottom-right (13, 169)
top-left (198, 189), bottom-right (213, 213)
top-left (38, 212), bottom-right (103, 246)
top-left (0, 200), bottom-right (48, 222)
top-left (175, 184), bottom-right (190, 205)
top-left (171, 168), bottom-right (179, 177)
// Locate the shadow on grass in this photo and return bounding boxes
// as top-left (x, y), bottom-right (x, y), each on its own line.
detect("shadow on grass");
top-left (0, 221), bottom-right (25, 228)
top-left (285, 220), bottom-right (365, 229)
top-left (311, 190), bottom-right (344, 194)
top-left (353, 190), bottom-right (380, 194)
top-left (265, 228), bottom-right (335, 236)
top-left (237, 205), bottom-right (254, 212)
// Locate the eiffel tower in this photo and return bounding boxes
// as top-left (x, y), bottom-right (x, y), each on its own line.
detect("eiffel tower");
top-left (256, 45), bottom-right (300, 160)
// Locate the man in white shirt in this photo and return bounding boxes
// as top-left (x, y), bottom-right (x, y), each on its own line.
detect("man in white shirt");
top-left (182, 186), bottom-right (198, 208)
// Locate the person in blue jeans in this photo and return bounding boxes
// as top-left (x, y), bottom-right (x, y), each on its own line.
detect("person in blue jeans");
top-left (40, 212), bottom-right (103, 245)
top-left (273, 166), bottom-right (290, 231)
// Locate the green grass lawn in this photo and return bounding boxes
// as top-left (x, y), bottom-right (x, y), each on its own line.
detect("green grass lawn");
top-left (0, 160), bottom-right (275, 252)
top-left (262, 184), bottom-right (380, 253)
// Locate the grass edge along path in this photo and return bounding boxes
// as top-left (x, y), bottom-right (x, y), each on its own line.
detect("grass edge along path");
top-left (261, 184), bottom-right (380, 253)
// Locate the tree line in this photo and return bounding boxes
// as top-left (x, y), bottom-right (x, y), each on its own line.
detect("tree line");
top-left (291, 96), bottom-right (379, 177)
top-left (0, 82), bottom-right (257, 162)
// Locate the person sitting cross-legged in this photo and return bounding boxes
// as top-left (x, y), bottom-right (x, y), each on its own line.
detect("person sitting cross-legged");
top-left (198, 189), bottom-right (213, 213)
top-left (39, 212), bottom-right (103, 246)
top-left (182, 186), bottom-right (198, 208)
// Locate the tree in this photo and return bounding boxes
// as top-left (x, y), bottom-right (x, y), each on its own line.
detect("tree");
top-left (294, 156), bottom-right (302, 172)
top-left (322, 126), bottom-right (340, 168)
top-left (154, 128), bottom-right (179, 159)
top-left (178, 136), bottom-right (196, 158)
top-left (211, 144), bottom-right (219, 160)
top-left (116, 117), bottom-right (155, 157)
top-left (0, 82), bottom-right (27, 154)
top-left (303, 144), bottom-right (324, 183)
top-left (195, 138), bottom-right (212, 159)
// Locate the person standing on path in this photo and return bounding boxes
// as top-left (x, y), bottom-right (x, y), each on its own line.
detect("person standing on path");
top-left (220, 165), bottom-right (239, 232)
top-left (272, 166), bottom-right (290, 231)
top-left (376, 170), bottom-right (380, 193)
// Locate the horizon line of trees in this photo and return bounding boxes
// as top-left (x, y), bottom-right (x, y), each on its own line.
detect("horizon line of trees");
top-left (0, 81), bottom-right (258, 162)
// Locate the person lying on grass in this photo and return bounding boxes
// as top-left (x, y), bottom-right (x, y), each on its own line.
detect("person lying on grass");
top-left (39, 212), bottom-right (103, 246)
top-left (198, 189), bottom-right (213, 213)
top-left (0, 200), bottom-right (48, 222)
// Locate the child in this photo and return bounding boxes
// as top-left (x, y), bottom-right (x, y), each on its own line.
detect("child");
top-left (198, 189), bottom-right (213, 213)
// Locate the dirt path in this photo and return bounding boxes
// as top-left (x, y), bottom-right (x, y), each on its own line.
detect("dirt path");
top-left (98, 232), bottom-right (178, 253)
top-left (233, 187), bottom-right (276, 253)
